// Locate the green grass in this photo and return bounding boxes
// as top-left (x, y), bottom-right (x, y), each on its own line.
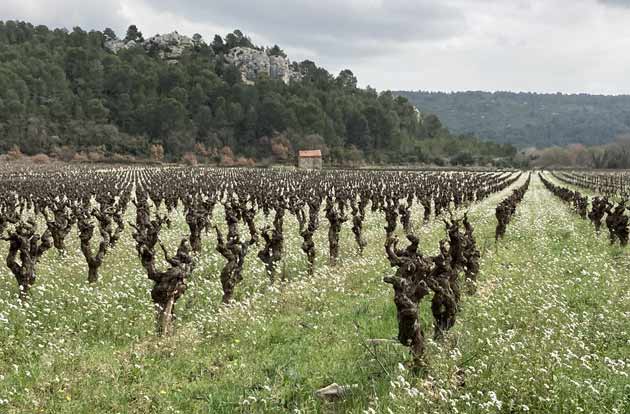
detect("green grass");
top-left (0, 174), bottom-right (628, 413)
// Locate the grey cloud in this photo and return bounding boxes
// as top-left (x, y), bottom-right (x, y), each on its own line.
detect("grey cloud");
top-left (136, 0), bottom-right (468, 59)
top-left (0, 0), bottom-right (128, 33)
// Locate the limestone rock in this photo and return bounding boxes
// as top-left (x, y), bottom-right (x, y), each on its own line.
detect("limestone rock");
top-left (104, 38), bottom-right (139, 54)
top-left (225, 47), bottom-right (269, 85)
top-left (104, 31), bottom-right (194, 62)
top-left (269, 55), bottom-right (291, 84)
top-left (144, 31), bottom-right (194, 61)
top-left (314, 383), bottom-right (358, 401)
top-left (225, 47), bottom-right (301, 85)
top-left (104, 32), bottom-right (303, 83)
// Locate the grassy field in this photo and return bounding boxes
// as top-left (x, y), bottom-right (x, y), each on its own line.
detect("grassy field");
top-left (0, 173), bottom-right (628, 413)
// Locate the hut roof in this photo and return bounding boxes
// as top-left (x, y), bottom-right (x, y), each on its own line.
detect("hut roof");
top-left (298, 150), bottom-right (322, 158)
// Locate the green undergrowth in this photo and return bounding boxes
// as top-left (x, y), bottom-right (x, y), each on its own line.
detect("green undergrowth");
top-left (0, 174), bottom-right (628, 413)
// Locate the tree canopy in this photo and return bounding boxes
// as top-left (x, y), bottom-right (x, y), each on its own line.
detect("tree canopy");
top-left (397, 90), bottom-right (630, 149)
top-left (0, 20), bottom-right (515, 165)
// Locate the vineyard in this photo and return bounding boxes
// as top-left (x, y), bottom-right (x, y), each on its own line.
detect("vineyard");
top-left (0, 166), bottom-right (628, 413)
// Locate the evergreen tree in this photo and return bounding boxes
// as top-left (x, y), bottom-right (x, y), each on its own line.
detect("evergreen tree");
top-left (124, 25), bottom-right (143, 43)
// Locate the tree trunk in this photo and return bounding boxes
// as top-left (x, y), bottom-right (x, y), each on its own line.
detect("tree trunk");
top-left (156, 296), bottom-right (175, 336)
top-left (328, 228), bottom-right (339, 266)
top-left (190, 231), bottom-right (202, 253)
top-left (431, 291), bottom-right (457, 340)
top-left (87, 265), bottom-right (99, 283)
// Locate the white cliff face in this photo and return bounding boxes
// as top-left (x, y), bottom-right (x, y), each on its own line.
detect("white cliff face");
top-left (225, 47), bottom-right (301, 85)
top-left (104, 38), bottom-right (139, 54)
top-left (225, 47), bottom-right (270, 84)
top-left (104, 34), bottom-right (302, 84)
top-left (104, 31), bottom-right (194, 61)
top-left (269, 55), bottom-right (292, 84)
top-left (144, 32), bottom-right (194, 61)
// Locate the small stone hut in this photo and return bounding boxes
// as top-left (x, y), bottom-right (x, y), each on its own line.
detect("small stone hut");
top-left (297, 150), bottom-right (323, 169)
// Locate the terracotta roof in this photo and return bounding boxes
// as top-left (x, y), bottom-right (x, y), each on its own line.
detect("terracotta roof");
top-left (298, 150), bottom-right (322, 158)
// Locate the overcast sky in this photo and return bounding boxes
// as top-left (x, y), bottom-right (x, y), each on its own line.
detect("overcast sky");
top-left (2, 0), bottom-right (630, 94)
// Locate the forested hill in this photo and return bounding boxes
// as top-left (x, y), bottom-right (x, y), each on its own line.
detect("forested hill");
top-left (396, 91), bottom-right (630, 148)
top-left (0, 20), bottom-right (515, 165)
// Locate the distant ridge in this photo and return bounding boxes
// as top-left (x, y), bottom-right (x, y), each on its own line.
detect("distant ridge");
top-left (395, 90), bottom-right (630, 148)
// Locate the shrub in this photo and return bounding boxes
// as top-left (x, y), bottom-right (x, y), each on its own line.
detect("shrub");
top-left (235, 157), bottom-right (256, 167)
top-left (87, 151), bottom-right (105, 162)
top-left (149, 144), bottom-right (165, 163)
top-left (451, 152), bottom-right (475, 166)
top-left (72, 152), bottom-right (89, 163)
top-left (51, 146), bottom-right (76, 162)
top-left (30, 153), bottom-right (51, 164)
top-left (182, 152), bottom-right (198, 166)
top-left (7, 145), bottom-right (23, 161)
top-left (109, 153), bottom-right (136, 163)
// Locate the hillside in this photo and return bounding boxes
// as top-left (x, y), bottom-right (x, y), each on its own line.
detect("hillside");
top-left (396, 91), bottom-right (630, 148)
top-left (0, 21), bottom-right (515, 165)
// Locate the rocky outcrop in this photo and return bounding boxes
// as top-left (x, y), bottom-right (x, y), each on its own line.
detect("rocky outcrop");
top-left (104, 38), bottom-right (139, 54)
top-left (144, 32), bottom-right (194, 61)
top-left (104, 31), bottom-right (194, 62)
top-left (225, 47), bottom-right (301, 85)
top-left (269, 54), bottom-right (291, 84)
top-left (104, 33), bottom-right (302, 83)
